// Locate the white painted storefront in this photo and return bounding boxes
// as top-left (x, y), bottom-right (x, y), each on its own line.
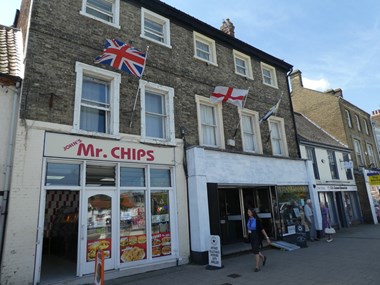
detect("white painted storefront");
top-left (0, 120), bottom-right (189, 285)
top-left (186, 147), bottom-right (315, 261)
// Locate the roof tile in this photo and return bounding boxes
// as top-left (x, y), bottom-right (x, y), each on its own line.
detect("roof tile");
top-left (0, 25), bottom-right (23, 78)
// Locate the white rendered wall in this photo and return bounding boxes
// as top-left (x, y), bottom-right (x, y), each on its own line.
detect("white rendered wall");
top-left (299, 145), bottom-right (355, 185)
top-left (186, 147), bottom-right (313, 253)
top-left (0, 120), bottom-right (190, 284)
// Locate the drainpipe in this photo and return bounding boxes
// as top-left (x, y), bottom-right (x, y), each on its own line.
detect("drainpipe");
top-left (286, 68), bottom-right (302, 158)
top-left (0, 79), bottom-right (21, 261)
top-left (180, 127), bottom-right (193, 262)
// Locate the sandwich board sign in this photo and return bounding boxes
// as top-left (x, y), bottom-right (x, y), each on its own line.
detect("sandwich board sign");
top-left (207, 235), bottom-right (222, 269)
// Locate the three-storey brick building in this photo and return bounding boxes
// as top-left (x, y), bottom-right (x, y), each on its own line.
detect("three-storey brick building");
top-left (2, 1), bottom-right (315, 284)
top-left (291, 69), bottom-right (380, 226)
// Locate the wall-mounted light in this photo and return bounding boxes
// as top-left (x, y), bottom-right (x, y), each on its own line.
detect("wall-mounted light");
top-left (180, 126), bottom-right (186, 139)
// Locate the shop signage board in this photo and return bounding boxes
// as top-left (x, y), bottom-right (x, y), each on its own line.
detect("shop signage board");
top-left (368, 174), bottom-right (380, 186)
top-left (208, 235), bottom-right (222, 268)
top-left (44, 132), bottom-right (174, 165)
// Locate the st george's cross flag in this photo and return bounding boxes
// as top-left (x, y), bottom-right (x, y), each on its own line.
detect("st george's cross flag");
top-left (210, 86), bottom-right (249, 108)
top-left (95, 39), bottom-right (147, 78)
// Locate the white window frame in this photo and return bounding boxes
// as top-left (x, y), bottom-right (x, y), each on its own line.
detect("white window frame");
top-left (268, 116), bottom-right (288, 156)
top-left (261, 62), bottom-right (278, 88)
top-left (80, 0), bottom-right (120, 28)
top-left (140, 80), bottom-right (175, 145)
top-left (140, 8), bottom-right (171, 48)
top-left (73, 62), bottom-right (121, 137)
top-left (233, 50), bottom-right (253, 79)
top-left (239, 109), bottom-right (262, 153)
top-left (306, 146), bottom-right (320, 180)
top-left (366, 143), bottom-right (376, 167)
top-left (327, 150), bottom-right (339, 180)
top-left (355, 114), bottom-right (361, 132)
top-left (195, 95), bottom-right (225, 148)
top-left (193, 32), bottom-right (218, 66)
top-left (345, 109), bottom-right (352, 128)
top-left (353, 139), bottom-right (364, 166)
top-left (363, 118), bottom-right (369, 135)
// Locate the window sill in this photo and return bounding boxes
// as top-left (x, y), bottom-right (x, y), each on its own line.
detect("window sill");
top-left (235, 72), bottom-right (254, 80)
top-left (262, 82), bottom-right (279, 89)
top-left (140, 35), bottom-right (172, 49)
top-left (193, 56), bottom-right (218, 67)
top-left (79, 11), bottom-right (120, 29)
top-left (71, 129), bottom-right (120, 140)
top-left (141, 137), bottom-right (176, 146)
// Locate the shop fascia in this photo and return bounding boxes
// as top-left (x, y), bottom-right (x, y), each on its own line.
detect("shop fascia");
top-left (44, 132), bottom-right (174, 164)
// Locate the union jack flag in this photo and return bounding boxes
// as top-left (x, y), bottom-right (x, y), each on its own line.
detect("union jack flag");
top-left (95, 39), bottom-right (147, 78)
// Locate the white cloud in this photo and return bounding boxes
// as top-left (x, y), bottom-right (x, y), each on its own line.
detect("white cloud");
top-left (302, 77), bottom-right (331, 91)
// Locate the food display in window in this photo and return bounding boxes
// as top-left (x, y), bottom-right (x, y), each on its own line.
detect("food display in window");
top-left (161, 245), bottom-right (171, 255)
top-left (151, 231), bottom-right (171, 258)
top-left (120, 234), bottom-right (147, 263)
top-left (121, 246), bottom-right (146, 262)
top-left (87, 239), bottom-right (111, 261)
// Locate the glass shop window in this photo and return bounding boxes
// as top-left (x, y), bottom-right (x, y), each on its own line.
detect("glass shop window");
top-left (45, 163), bottom-right (80, 186)
top-left (120, 191), bottom-right (147, 263)
top-left (277, 186), bottom-right (308, 236)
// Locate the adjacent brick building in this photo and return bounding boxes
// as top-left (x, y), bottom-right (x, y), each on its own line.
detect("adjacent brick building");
top-left (291, 69), bottom-right (380, 225)
top-left (1, 1), bottom-right (315, 284)
top-left (294, 112), bottom-right (361, 231)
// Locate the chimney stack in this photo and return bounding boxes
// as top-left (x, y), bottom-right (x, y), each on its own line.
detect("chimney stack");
top-left (220, 19), bottom-right (235, 37)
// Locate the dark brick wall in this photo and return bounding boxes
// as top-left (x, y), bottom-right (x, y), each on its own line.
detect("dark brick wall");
top-left (20, 0), bottom-right (299, 158)
top-left (354, 172), bottom-right (373, 223)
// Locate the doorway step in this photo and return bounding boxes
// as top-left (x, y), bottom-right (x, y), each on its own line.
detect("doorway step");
top-left (270, 241), bottom-right (300, 251)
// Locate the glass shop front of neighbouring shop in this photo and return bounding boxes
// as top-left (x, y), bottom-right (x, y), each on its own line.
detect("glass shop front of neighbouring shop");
top-left (34, 132), bottom-right (184, 284)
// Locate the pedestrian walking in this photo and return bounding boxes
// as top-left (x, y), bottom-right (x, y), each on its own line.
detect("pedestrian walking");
top-left (320, 201), bottom-right (333, 242)
top-left (304, 199), bottom-right (319, 241)
top-left (246, 208), bottom-right (271, 272)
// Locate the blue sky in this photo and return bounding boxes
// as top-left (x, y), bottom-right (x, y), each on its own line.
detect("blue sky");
top-left (1, 0), bottom-right (379, 114)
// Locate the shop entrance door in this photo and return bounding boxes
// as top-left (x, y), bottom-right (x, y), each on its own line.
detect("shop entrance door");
top-left (80, 190), bottom-right (117, 275)
top-left (218, 187), bottom-right (273, 245)
top-left (219, 189), bottom-right (244, 244)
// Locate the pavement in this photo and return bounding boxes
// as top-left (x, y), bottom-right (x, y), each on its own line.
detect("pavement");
top-left (105, 224), bottom-right (380, 285)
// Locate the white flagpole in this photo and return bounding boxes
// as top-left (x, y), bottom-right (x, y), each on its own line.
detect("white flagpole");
top-left (129, 46), bottom-right (149, 128)
top-left (241, 87), bottom-right (250, 109)
top-left (274, 91), bottom-right (284, 116)
top-left (233, 87), bottom-right (250, 138)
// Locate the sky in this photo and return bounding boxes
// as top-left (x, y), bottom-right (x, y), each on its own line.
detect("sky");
top-left (1, 0), bottom-right (379, 114)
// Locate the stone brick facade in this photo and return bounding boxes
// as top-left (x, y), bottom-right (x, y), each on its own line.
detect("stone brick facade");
top-left (19, 0), bottom-right (298, 158)
top-left (2, 1), bottom-right (305, 283)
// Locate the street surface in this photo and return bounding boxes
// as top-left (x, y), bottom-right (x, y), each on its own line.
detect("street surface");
top-left (104, 224), bottom-right (380, 285)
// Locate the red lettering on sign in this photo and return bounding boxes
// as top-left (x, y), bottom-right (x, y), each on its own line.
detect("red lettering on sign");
top-left (77, 143), bottom-right (155, 161)
top-left (63, 139), bottom-right (82, 151)
top-left (77, 143), bottom-right (95, 157)
top-left (137, 149), bottom-right (145, 160)
top-left (111, 147), bottom-right (120, 159)
top-left (147, 150), bottom-right (154, 161)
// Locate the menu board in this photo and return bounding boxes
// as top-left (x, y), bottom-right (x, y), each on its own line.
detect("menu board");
top-left (87, 238), bottom-right (111, 262)
top-left (152, 232), bottom-right (171, 258)
top-left (120, 234), bottom-right (147, 262)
